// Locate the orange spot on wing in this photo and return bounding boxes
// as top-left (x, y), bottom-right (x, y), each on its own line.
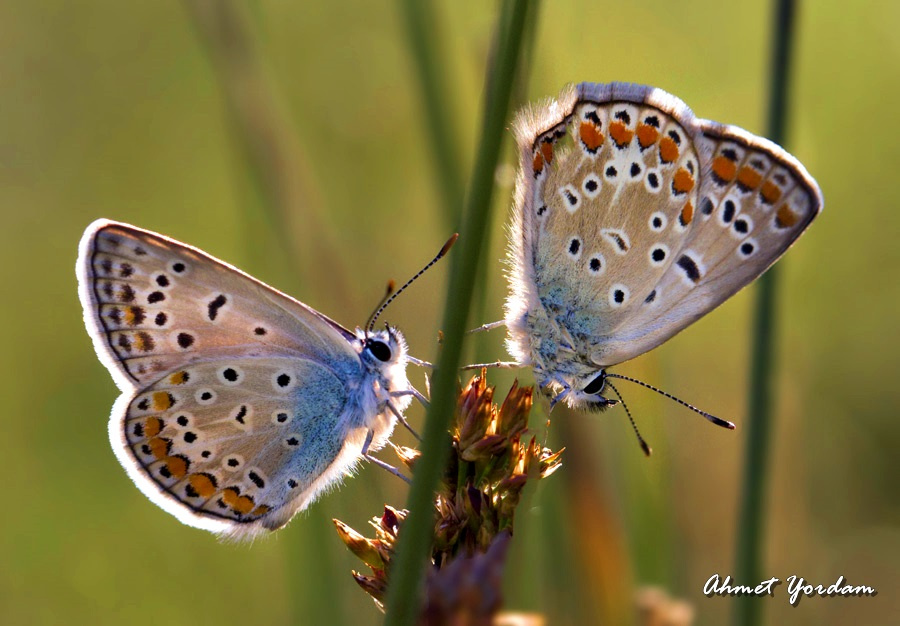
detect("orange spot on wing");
top-left (608, 121), bottom-right (633, 147)
top-left (532, 152), bottom-right (544, 176)
top-left (636, 124), bottom-right (659, 148)
top-left (775, 204), bottom-right (800, 228)
top-left (152, 391), bottom-right (174, 411)
top-left (123, 306), bottom-right (145, 326)
top-left (221, 487), bottom-right (255, 515)
top-left (680, 201), bottom-right (694, 225)
top-left (189, 474), bottom-right (217, 499)
top-left (737, 166), bottom-right (763, 189)
top-left (659, 136), bottom-right (679, 163)
top-left (164, 456), bottom-right (188, 479)
top-left (540, 141), bottom-right (554, 164)
top-left (579, 121), bottom-right (604, 151)
top-left (144, 417), bottom-right (163, 438)
top-left (148, 437), bottom-right (169, 459)
top-left (221, 487), bottom-right (240, 509)
top-left (672, 168), bottom-right (695, 194)
top-left (712, 155), bottom-right (737, 182)
top-left (169, 371), bottom-right (188, 385)
top-left (234, 496), bottom-right (254, 515)
top-left (760, 180), bottom-right (782, 204)
top-left (251, 505), bottom-right (270, 517)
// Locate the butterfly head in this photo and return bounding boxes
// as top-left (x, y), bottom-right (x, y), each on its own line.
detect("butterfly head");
top-left (543, 369), bottom-right (618, 413)
top-left (357, 325), bottom-right (409, 381)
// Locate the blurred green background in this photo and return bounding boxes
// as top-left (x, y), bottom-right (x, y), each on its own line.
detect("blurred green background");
top-left (1, 1), bottom-right (897, 624)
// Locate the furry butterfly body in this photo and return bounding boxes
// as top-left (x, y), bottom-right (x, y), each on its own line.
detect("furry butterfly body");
top-left (77, 220), bottom-right (413, 539)
top-left (504, 83), bottom-right (823, 410)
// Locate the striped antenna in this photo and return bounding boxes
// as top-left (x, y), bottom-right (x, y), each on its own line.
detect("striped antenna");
top-left (605, 372), bottom-right (735, 429)
top-left (367, 233), bottom-right (459, 332)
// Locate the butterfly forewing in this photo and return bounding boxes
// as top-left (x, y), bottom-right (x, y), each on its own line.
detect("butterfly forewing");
top-left (533, 95), bottom-right (702, 331)
top-left (506, 82), bottom-right (822, 387)
top-left (79, 221), bottom-right (360, 390)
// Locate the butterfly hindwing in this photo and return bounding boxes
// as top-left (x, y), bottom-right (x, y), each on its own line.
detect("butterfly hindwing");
top-left (121, 358), bottom-right (361, 534)
top-left (608, 119), bottom-right (821, 365)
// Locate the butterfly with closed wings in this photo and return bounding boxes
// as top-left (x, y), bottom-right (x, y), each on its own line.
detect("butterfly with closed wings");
top-left (480, 82), bottom-right (822, 430)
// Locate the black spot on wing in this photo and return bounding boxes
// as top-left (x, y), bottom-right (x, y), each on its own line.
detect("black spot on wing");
top-left (676, 255), bottom-right (701, 283)
top-left (177, 333), bottom-right (194, 349)
top-left (722, 200), bottom-right (736, 223)
top-left (569, 239), bottom-right (581, 255)
top-left (609, 233), bottom-right (628, 251)
top-left (208, 294), bottom-right (227, 321)
top-left (248, 471), bottom-right (265, 489)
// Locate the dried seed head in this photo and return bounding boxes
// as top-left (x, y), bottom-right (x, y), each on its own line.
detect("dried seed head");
top-left (392, 444), bottom-right (421, 471)
top-left (332, 519), bottom-right (387, 569)
top-left (334, 371), bottom-right (563, 621)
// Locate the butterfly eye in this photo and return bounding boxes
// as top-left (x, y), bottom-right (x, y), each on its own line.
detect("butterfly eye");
top-left (583, 373), bottom-right (606, 395)
top-left (367, 340), bottom-right (392, 362)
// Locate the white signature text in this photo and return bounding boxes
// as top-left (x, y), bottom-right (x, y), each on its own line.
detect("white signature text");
top-left (704, 574), bottom-right (877, 606)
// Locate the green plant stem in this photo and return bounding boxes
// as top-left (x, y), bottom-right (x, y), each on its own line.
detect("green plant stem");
top-left (396, 0), bottom-right (464, 231)
top-left (471, 0), bottom-right (542, 366)
top-left (383, 3), bottom-right (534, 624)
top-left (734, 1), bottom-right (796, 625)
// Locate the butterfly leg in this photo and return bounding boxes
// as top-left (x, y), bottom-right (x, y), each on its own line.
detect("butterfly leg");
top-left (387, 399), bottom-right (421, 441)
top-left (547, 387), bottom-right (570, 412)
top-left (362, 427), bottom-right (411, 484)
top-left (391, 387), bottom-right (430, 408)
top-left (407, 356), bottom-right (434, 368)
top-left (460, 361), bottom-right (522, 371)
top-left (467, 320), bottom-right (506, 334)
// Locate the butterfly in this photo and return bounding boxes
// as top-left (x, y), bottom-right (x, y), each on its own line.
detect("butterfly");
top-left (76, 220), bottom-right (441, 539)
top-left (495, 82), bottom-right (823, 413)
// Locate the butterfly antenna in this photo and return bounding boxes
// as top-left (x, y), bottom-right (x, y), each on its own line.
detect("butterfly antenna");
top-left (365, 281), bottom-right (396, 340)
top-left (367, 233), bottom-right (459, 333)
top-left (605, 373), bottom-right (736, 430)
top-left (605, 380), bottom-right (651, 456)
